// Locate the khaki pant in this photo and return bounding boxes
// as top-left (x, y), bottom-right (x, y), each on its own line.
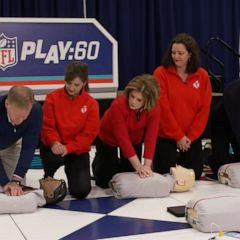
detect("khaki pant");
top-left (0, 139), bottom-right (22, 192)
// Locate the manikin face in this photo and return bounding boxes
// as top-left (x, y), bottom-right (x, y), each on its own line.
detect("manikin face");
top-left (65, 77), bottom-right (85, 97)
top-left (5, 100), bottom-right (32, 126)
top-left (128, 90), bottom-right (145, 110)
top-left (171, 43), bottom-right (191, 69)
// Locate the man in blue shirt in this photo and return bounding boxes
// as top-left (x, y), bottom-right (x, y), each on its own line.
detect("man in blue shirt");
top-left (0, 86), bottom-right (42, 196)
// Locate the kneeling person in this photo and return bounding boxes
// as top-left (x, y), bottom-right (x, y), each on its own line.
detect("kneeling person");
top-left (40, 61), bottom-right (100, 199)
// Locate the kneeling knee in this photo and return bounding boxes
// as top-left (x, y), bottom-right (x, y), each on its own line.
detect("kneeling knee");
top-left (69, 185), bottom-right (91, 199)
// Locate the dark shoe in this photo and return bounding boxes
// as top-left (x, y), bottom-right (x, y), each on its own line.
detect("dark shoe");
top-left (39, 177), bottom-right (67, 205)
top-left (205, 173), bottom-right (218, 181)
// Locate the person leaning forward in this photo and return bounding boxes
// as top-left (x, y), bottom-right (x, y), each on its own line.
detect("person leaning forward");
top-left (92, 74), bottom-right (160, 188)
top-left (0, 86), bottom-right (42, 196)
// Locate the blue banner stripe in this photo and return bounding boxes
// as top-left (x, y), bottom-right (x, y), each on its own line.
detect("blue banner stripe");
top-left (30, 155), bottom-right (43, 169)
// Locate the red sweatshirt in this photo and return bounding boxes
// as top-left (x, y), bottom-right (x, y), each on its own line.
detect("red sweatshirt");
top-left (99, 95), bottom-right (160, 159)
top-left (153, 66), bottom-right (212, 142)
top-left (41, 88), bottom-right (100, 155)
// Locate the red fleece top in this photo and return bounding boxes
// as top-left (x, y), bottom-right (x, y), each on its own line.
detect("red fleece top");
top-left (99, 95), bottom-right (160, 159)
top-left (153, 66), bottom-right (212, 141)
top-left (41, 88), bottom-right (100, 154)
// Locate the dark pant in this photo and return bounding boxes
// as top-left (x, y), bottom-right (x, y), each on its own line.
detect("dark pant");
top-left (92, 138), bottom-right (142, 188)
top-left (153, 137), bottom-right (203, 179)
top-left (208, 115), bottom-right (240, 175)
top-left (40, 143), bottom-right (91, 198)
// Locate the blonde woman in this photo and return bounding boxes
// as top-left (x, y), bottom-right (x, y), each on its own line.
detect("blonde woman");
top-left (93, 74), bottom-right (160, 188)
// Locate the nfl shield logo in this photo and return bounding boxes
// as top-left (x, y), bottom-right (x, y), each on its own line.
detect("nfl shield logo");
top-left (0, 33), bottom-right (18, 71)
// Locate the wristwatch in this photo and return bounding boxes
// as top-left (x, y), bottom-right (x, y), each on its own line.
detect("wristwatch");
top-left (10, 179), bottom-right (21, 185)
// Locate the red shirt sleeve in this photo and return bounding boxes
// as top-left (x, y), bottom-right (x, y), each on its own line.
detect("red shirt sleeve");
top-left (186, 70), bottom-right (212, 141)
top-left (108, 100), bottom-right (136, 158)
top-left (143, 104), bottom-right (160, 159)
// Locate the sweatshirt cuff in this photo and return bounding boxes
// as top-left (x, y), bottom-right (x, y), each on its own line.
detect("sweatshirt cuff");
top-left (122, 150), bottom-right (136, 159)
top-left (143, 153), bottom-right (153, 160)
top-left (13, 174), bottom-right (23, 181)
top-left (175, 132), bottom-right (185, 142)
top-left (45, 137), bottom-right (61, 147)
top-left (66, 143), bottom-right (74, 154)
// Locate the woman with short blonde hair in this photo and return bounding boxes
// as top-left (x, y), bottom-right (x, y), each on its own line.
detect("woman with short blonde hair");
top-left (124, 74), bottom-right (160, 111)
top-left (93, 74), bottom-right (160, 188)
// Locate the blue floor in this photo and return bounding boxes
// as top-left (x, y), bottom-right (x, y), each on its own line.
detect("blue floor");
top-left (46, 196), bottom-right (191, 240)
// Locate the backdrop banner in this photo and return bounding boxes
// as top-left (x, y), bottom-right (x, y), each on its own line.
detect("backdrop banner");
top-left (0, 18), bottom-right (118, 99)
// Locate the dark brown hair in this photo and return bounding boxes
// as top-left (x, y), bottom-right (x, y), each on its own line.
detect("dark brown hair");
top-left (161, 33), bottom-right (200, 73)
top-left (64, 61), bottom-right (89, 91)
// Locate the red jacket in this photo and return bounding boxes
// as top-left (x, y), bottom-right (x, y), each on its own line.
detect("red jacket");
top-left (41, 88), bottom-right (100, 154)
top-left (99, 95), bottom-right (160, 159)
top-left (153, 66), bottom-right (212, 141)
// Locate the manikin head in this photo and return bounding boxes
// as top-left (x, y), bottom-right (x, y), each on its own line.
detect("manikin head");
top-left (170, 165), bottom-right (195, 192)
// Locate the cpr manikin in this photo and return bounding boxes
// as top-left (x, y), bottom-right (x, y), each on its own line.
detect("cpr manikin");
top-left (109, 165), bottom-right (195, 199)
top-left (0, 177), bottom-right (66, 214)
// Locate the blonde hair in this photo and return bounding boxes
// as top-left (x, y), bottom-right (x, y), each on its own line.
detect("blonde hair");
top-left (124, 74), bottom-right (160, 110)
top-left (7, 86), bottom-right (34, 109)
